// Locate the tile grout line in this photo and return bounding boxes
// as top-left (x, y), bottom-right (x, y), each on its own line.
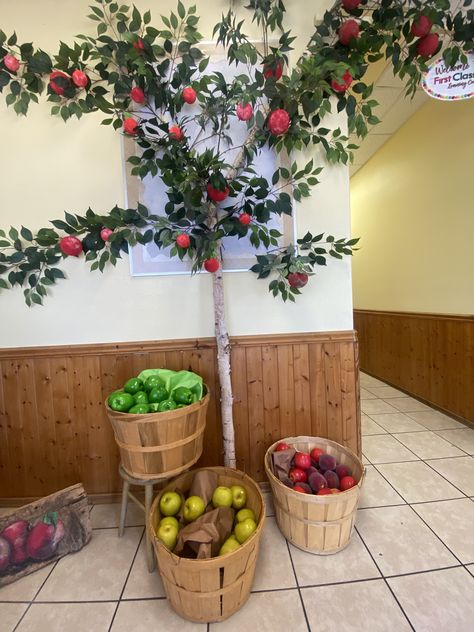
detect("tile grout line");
top-left (353, 525), bottom-right (416, 632)
top-left (107, 526), bottom-right (145, 632)
top-left (12, 559), bottom-right (60, 632)
top-left (285, 540), bottom-right (312, 632)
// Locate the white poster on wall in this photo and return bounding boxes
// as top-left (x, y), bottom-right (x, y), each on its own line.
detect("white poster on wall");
top-left (126, 44), bottom-right (296, 277)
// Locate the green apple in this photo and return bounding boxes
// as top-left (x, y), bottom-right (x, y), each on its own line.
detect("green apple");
top-left (159, 516), bottom-right (179, 531)
top-left (157, 522), bottom-right (178, 550)
top-left (212, 486), bottom-right (233, 508)
top-left (159, 491), bottom-right (182, 517)
top-left (234, 517), bottom-right (257, 544)
top-left (230, 485), bottom-right (247, 509)
top-left (183, 495), bottom-right (205, 522)
top-left (235, 508), bottom-right (255, 523)
top-left (219, 535), bottom-right (241, 556)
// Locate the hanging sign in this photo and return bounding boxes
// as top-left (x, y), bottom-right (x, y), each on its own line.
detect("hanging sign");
top-left (422, 51), bottom-right (474, 101)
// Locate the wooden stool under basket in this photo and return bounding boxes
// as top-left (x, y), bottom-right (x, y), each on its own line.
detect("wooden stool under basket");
top-left (118, 465), bottom-right (168, 573)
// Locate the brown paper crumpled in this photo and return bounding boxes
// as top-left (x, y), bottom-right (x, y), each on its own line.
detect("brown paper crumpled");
top-left (189, 470), bottom-right (219, 509)
top-left (174, 506), bottom-right (234, 559)
top-left (271, 447), bottom-right (296, 487)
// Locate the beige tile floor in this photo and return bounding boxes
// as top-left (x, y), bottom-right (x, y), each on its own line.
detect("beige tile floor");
top-left (1, 372), bottom-right (474, 631)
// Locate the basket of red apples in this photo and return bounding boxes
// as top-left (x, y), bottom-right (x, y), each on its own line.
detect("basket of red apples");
top-left (264, 436), bottom-right (365, 554)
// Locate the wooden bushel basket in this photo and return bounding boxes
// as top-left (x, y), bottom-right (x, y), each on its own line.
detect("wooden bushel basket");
top-left (265, 436), bottom-right (365, 555)
top-left (149, 467), bottom-right (265, 623)
top-left (106, 389), bottom-right (209, 479)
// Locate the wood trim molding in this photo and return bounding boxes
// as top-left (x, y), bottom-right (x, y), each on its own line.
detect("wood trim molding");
top-left (0, 330), bottom-right (357, 360)
top-left (354, 309), bottom-right (474, 322)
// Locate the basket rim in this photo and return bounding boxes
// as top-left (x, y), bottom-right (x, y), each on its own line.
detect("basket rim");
top-left (105, 387), bottom-right (210, 421)
top-left (149, 466), bottom-right (266, 565)
top-left (264, 436), bottom-right (365, 503)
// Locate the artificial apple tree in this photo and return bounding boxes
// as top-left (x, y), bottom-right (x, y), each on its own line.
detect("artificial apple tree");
top-left (0, 0), bottom-right (472, 467)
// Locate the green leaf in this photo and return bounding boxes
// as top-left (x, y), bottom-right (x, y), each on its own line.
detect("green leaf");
top-left (20, 226), bottom-right (33, 241)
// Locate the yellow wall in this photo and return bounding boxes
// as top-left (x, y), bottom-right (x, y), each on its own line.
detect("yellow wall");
top-left (0, 0), bottom-right (353, 348)
top-left (351, 97), bottom-right (474, 315)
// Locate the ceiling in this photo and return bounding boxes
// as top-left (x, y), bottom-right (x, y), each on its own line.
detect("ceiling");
top-left (349, 0), bottom-right (466, 177)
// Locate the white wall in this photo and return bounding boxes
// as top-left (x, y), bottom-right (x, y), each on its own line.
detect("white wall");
top-left (0, 0), bottom-right (353, 347)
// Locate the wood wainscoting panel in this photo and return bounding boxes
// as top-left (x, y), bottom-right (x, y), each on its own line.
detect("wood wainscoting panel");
top-left (354, 310), bottom-right (474, 424)
top-left (0, 331), bottom-right (360, 500)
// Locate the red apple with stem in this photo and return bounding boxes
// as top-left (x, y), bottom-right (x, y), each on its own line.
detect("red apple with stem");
top-left (204, 258), bottom-right (219, 273)
top-left (100, 228), bottom-right (113, 242)
top-left (340, 475), bottom-right (357, 491)
top-left (268, 109), bottom-right (290, 136)
top-left (169, 125), bottom-right (184, 141)
top-left (338, 19), bottom-right (360, 46)
top-left (287, 272), bottom-right (308, 288)
top-left (72, 70), bottom-right (88, 88)
top-left (331, 69), bottom-right (353, 93)
top-left (289, 468), bottom-right (307, 483)
top-left (176, 233), bottom-right (190, 249)
top-left (416, 33), bottom-right (439, 58)
top-left (239, 213), bottom-right (252, 226)
top-left (275, 441), bottom-right (291, 451)
top-left (310, 447), bottom-right (325, 464)
top-left (130, 86), bottom-right (146, 104)
top-left (3, 54), bottom-right (20, 72)
top-left (59, 236), bottom-right (83, 257)
top-left (236, 103), bottom-right (253, 121)
top-left (411, 15), bottom-right (432, 38)
top-left (182, 87), bottom-right (197, 104)
top-left (207, 183), bottom-right (230, 202)
top-left (294, 452), bottom-right (312, 470)
top-left (123, 117), bottom-right (138, 135)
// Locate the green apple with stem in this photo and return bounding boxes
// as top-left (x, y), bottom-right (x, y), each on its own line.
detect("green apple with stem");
top-left (230, 485), bottom-right (247, 509)
top-left (157, 522), bottom-right (178, 550)
top-left (159, 491), bottom-right (182, 517)
top-left (219, 534), bottom-right (241, 556)
top-left (212, 486), bottom-right (233, 508)
top-left (235, 508), bottom-right (255, 523)
top-left (183, 495), bottom-right (205, 522)
top-left (234, 518), bottom-right (257, 544)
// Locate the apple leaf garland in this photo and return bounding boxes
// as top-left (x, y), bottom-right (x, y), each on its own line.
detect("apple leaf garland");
top-left (0, 0), bottom-right (472, 307)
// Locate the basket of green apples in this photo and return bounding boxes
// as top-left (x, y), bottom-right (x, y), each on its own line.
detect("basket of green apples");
top-left (149, 467), bottom-right (265, 623)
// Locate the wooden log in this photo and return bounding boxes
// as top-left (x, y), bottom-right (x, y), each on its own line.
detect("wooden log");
top-left (0, 483), bottom-right (91, 587)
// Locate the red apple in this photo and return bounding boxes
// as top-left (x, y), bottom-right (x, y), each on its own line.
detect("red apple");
top-left (207, 183), bottom-right (230, 202)
top-left (26, 517), bottom-right (65, 561)
top-left (268, 109), bottom-right (290, 136)
top-left (294, 452), bottom-right (312, 470)
top-left (176, 233), bottom-right (190, 249)
top-left (236, 102), bottom-right (254, 121)
top-left (331, 69), bottom-right (353, 93)
top-left (289, 468), bottom-right (307, 483)
top-left (342, 0), bottom-right (361, 10)
top-left (340, 475), bottom-right (357, 491)
top-left (411, 15), bottom-right (432, 38)
top-left (132, 37), bottom-right (144, 52)
top-left (182, 87), bottom-right (197, 104)
top-left (123, 117), bottom-right (138, 135)
top-left (59, 236), bottom-right (83, 257)
top-left (3, 54), bottom-right (20, 73)
top-left (294, 484), bottom-right (311, 494)
top-left (263, 61), bottom-right (283, 80)
top-left (317, 488), bottom-right (333, 496)
top-left (416, 33), bottom-right (439, 58)
top-left (239, 212), bottom-right (252, 226)
top-left (310, 447), bottom-right (325, 464)
top-left (335, 464), bottom-right (351, 479)
top-left (288, 272), bottom-right (308, 288)
top-left (275, 441), bottom-right (291, 451)
top-left (204, 257), bottom-right (219, 273)
top-left (71, 70), bottom-right (88, 88)
top-left (49, 70), bottom-right (70, 96)
top-left (169, 125), bottom-right (184, 141)
top-left (338, 19), bottom-right (360, 46)
top-left (130, 86), bottom-right (146, 104)
top-left (0, 520), bottom-right (29, 565)
top-left (100, 228), bottom-right (113, 242)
